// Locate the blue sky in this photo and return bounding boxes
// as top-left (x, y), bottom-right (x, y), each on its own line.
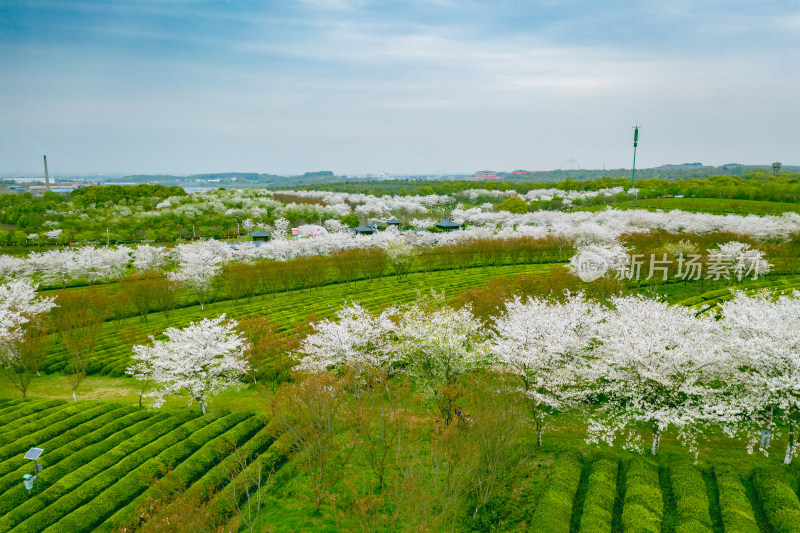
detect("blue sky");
top-left (1, 0), bottom-right (798, 176)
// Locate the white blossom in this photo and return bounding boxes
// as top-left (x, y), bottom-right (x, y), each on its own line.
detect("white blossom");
top-left (295, 303), bottom-right (397, 372)
top-left (127, 314), bottom-right (250, 414)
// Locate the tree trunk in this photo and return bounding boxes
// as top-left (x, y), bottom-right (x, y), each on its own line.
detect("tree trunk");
top-left (72, 389), bottom-right (77, 403)
top-left (651, 427), bottom-right (661, 455)
top-left (785, 421), bottom-right (795, 465)
top-left (138, 391), bottom-right (143, 408)
top-left (199, 399), bottom-right (207, 415)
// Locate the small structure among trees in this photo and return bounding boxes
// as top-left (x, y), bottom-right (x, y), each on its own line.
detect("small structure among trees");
top-left (352, 225), bottom-right (377, 235)
top-left (435, 220), bottom-right (461, 232)
top-left (250, 230), bottom-right (270, 242)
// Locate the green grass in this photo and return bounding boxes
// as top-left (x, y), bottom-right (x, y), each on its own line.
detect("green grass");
top-left (575, 197), bottom-right (800, 215)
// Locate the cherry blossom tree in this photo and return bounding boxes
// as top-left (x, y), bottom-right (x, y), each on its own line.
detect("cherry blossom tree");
top-left (44, 229), bottom-right (63, 241)
top-left (394, 292), bottom-right (490, 423)
top-left (295, 303), bottom-right (397, 373)
top-left (170, 240), bottom-right (228, 309)
top-left (272, 217), bottom-right (290, 240)
top-left (384, 239), bottom-right (419, 280)
top-left (132, 244), bottom-right (168, 272)
top-left (587, 295), bottom-right (725, 456)
top-left (567, 242), bottom-right (630, 281)
top-left (128, 314), bottom-right (250, 414)
top-left (492, 293), bottom-right (603, 446)
top-left (0, 280), bottom-right (57, 397)
top-left (718, 290), bottom-right (800, 464)
top-left (708, 241), bottom-right (773, 283)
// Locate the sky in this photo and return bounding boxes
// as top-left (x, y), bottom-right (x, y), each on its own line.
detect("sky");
top-left (1, 0), bottom-right (798, 176)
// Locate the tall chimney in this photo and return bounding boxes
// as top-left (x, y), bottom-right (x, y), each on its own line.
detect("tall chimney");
top-left (43, 155), bottom-right (51, 192)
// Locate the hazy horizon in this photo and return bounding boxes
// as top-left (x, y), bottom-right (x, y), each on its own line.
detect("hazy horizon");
top-left (2, 1), bottom-right (798, 176)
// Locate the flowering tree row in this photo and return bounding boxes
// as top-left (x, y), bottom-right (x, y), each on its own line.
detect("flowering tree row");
top-left (4, 206), bottom-right (796, 289)
top-left (294, 289), bottom-right (800, 463)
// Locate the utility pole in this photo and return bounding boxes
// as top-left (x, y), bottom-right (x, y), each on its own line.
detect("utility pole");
top-left (632, 123), bottom-right (640, 188)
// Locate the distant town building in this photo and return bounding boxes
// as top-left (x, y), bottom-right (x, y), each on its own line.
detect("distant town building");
top-left (472, 170), bottom-right (498, 180)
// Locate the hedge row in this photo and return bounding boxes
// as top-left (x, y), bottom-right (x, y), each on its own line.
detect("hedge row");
top-left (98, 412), bottom-right (264, 530)
top-left (0, 411), bottom-right (168, 520)
top-left (752, 468), bottom-right (800, 533)
top-left (0, 402), bottom-right (82, 445)
top-left (621, 457), bottom-right (663, 533)
top-left (713, 465), bottom-right (759, 533)
top-left (44, 412), bottom-right (251, 533)
top-left (0, 399), bottom-right (37, 421)
top-left (0, 403), bottom-right (113, 463)
top-left (12, 412), bottom-right (216, 533)
top-left (0, 400), bottom-right (65, 438)
top-left (671, 464), bottom-right (713, 533)
top-left (530, 448), bottom-right (582, 533)
top-left (0, 406), bottom-right (144, 499)
top-left (579, 454), bottom-right (619, 533)
top-left (0, 410), bottom-right (194, 532)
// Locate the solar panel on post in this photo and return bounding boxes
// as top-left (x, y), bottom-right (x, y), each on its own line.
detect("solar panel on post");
top-left (23, 448), bottom-right (43, 460)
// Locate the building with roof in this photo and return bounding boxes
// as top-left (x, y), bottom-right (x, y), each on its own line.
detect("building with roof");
top-left (352, 225), bottom-right (377, 235)
top-left (250, 230), bottom-right (271, 242)
top-left (435, 220), bottom-right (461, 231)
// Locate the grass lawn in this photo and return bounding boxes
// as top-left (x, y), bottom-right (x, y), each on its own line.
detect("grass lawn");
top-left (576, 197), bottom-right (800, 215)
top-left (0, 374), bottom-right (265, 412)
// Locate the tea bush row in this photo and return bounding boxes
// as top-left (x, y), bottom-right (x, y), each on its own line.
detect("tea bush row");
top-left (713, 465), bottom-right (758, 533)
top-left (578, 454), bottom-right (618, 533)
top-left (530, 448), bottom-right (582, 533)
top-left (621, 457), bottom-right (662, 533)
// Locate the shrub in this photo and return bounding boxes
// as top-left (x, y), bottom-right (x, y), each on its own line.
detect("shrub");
top-left (530, 448), bottom-right (582, 533)
top-left (579, 454), bottom-right (619, 533)
top-left (713, 465), bottom-right (758, 533)
top-left (752, 468), bottom-right (800, 533)
top-left (622, 457), bottom-right (663, 533)
top-left (671, 464), bottom-right (712, 533)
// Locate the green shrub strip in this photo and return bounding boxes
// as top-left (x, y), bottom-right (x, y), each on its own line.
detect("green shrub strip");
top-left (42, 412), bottom-right (248, 533)
top-left (0, 399), bottom-right (37, 421)
top-left (671, 464), bottom-right (713, 533)
top-left (0, 403), bottom-right (112, 461)
top-left (752, 468), bottom-right (800, 533)
top-left (99, 413), bottom-right (263, 530)
top-left (0, 400), bottom-right (66, 439)
top-left (621, 457), bottom-right (663, 533)
top-left (0, 406), bottom-right (143, 498)
top-left (0, 410), bottom-right (195, 532)
top-left (530, 448), bottom-right (582, 533)
top-left (579, 454), bottom-right (619, 533)
top-left (713, 465), bottom-right (759, 533)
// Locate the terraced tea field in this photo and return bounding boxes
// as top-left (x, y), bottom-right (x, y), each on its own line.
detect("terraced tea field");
top-left (5, 398), bottom-right (800, 532)
top-left (39, 262), bottom-right (556, 378)
top-left (0, 399), bottom-right (283, 533)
